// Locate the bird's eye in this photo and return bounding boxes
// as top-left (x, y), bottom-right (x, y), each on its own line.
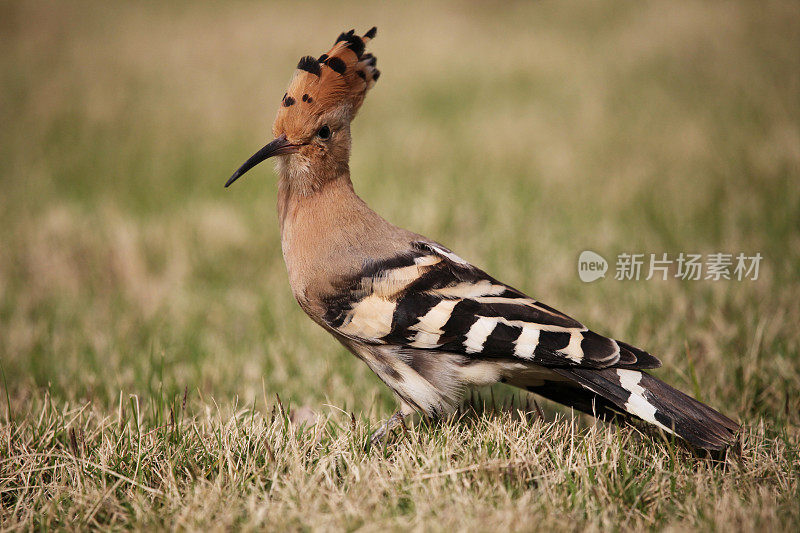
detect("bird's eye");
top-left (317, 124), bottom-right (331, 140)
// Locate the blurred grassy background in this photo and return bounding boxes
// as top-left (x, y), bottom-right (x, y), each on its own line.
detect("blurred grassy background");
top-left (1, 0), bottom-right (798, 430)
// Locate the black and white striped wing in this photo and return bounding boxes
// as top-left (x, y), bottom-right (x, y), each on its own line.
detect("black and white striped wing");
top-left (323, 241), bottom-right (660, 370)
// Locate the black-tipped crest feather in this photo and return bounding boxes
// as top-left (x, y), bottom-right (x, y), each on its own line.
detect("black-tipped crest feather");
top-left (325, 56), bottom-right (347, 75)
top-left (297, 55), bottom-right (321, 76)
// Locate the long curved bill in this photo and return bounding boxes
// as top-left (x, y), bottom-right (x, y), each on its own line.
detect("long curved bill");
top-left (225, 134), bottom-right (301, 187)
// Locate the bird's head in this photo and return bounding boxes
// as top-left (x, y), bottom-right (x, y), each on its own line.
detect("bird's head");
top-left (226, 27), bottom-right (380, 192)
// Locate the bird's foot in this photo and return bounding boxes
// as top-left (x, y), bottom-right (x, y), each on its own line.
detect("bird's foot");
top-left (369, 410), bottom-right (407, 448)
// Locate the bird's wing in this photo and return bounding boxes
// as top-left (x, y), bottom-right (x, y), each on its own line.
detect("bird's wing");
top-left (322, 241), bottom-right (660, 370)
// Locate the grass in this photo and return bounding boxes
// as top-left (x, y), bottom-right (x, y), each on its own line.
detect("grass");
top-left (1, 0), bottom-right (799, 530)
top-left (2, 393), bottom-right (797, 530)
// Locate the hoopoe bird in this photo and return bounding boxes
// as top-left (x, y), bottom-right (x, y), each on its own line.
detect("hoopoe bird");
top-left (225, 28), bottom-right (739, 450)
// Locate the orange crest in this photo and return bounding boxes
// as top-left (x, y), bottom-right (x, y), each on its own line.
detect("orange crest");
top-left (274, 27), bottom-right (379, 138)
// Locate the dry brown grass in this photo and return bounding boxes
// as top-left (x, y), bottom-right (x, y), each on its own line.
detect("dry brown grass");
top-left (2, 395), bottom-right (797, 531)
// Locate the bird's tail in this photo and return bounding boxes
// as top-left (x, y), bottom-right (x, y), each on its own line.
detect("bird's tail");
top-left (542, 367), bottom-right (739, 450)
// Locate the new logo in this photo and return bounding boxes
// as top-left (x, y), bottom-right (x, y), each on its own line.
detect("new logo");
top-left (578, 250), bottom-right (608, 282)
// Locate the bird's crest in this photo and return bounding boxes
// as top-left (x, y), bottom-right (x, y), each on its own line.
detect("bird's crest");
top-left (274, 27), bottom-right (379, 135)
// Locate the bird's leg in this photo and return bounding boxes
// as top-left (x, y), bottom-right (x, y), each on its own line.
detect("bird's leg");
top-left (369, 409), bottom-right (408, 447)
top-left (369, 400), bottom-right (417, 447)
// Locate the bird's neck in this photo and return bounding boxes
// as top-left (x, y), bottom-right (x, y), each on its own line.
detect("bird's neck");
top-left (277, 168), bottom-right (354, 232)
top-left (275, 167), bottom-right (419, 309)
top-left (276, 169), bottom-right (370, 304)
